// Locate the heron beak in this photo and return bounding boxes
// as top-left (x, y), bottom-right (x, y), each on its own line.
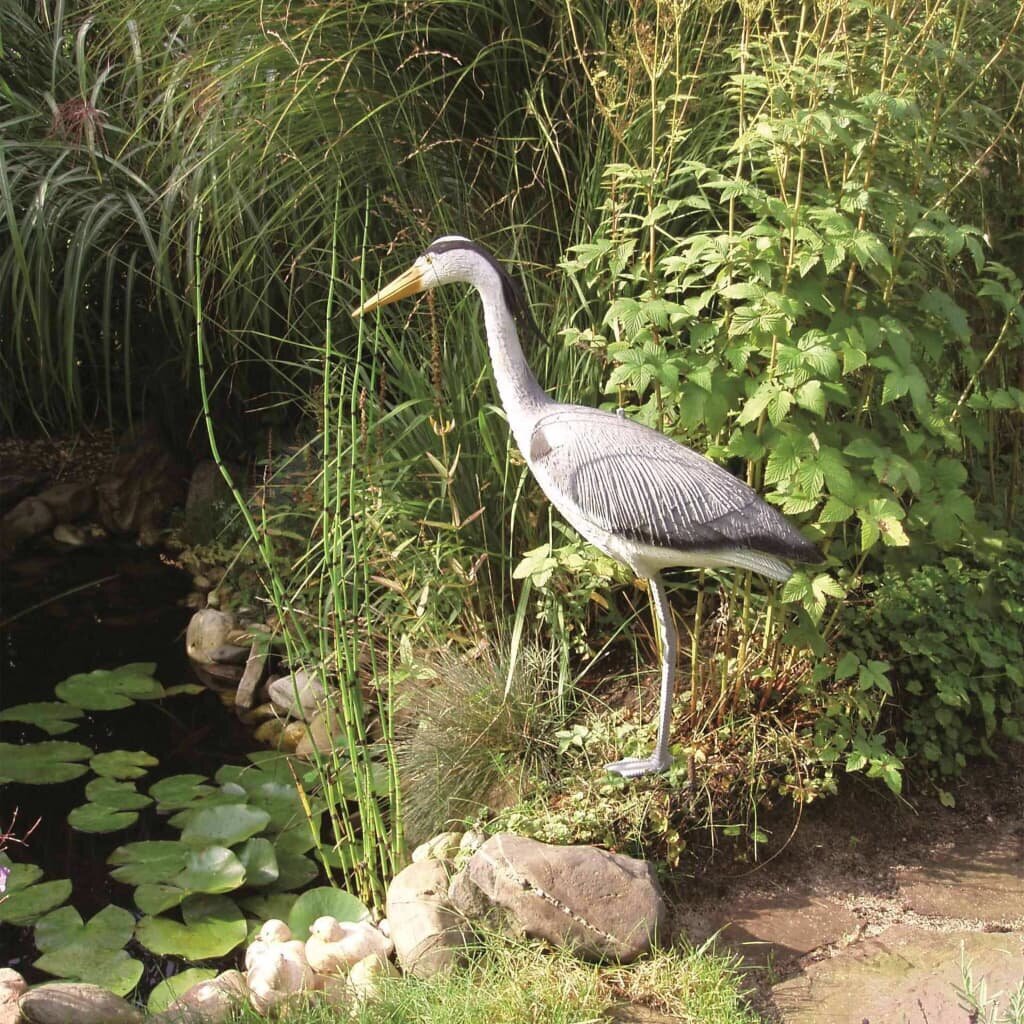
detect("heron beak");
top-left (352, 265), bottom-right (426, 318)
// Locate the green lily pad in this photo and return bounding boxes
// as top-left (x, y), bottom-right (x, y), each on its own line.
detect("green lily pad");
top-left (108, 841), bottom-right (188, 886)
top-left (55, 663), bottom-right (165, 710)
top-left (134, 883), bottom-right (188, 916)
top-left (136, 894), bottom-right (246, 959)
top-left (275, 822), bottom-right (318, 856)
top-left (162, 683), bottom-right (206, 697)
top-left (270, 851), bottom-right (319, 892)
top-left (0, 740), bottom-right (92, 785)
top-left (0, 857), bottom-right (72, 926)
top-left (85, 778), bottom-right (152, 811)
top-left (236, 838), bottom-right (279, 888)
top-left (179, 804), bottom-right (270, 847)
top-left (288, 886), bottom-right (369, 940)
top-left (149, 774), bottom-right (213, 810)
top-left (239, 893), bottom-right (296, 924)
top-left (90, 749), bottom-right (159, 779)
top-left (68, 802), bottom-right (139, 834)
top-left (175, 846), bottom-right (246, 894)
top-left (33, 905), bottom-right (142, 996)
top-left (0, 701), bottom-right (84, 736)
top-left (147, 968), bottom-right (218, 1013)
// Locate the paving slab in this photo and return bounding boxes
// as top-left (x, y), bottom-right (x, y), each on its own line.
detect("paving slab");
top-left (699, 894), bottom-right (861, 967)
top-left (772, 926), bottom-right (1024, 1024)
top-left (897, 832), bottom-right (1024, 926)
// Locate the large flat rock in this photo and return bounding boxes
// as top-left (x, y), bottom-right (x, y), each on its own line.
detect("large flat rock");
top-left (698, 894), bottom-right (861, 966)
top-left (772, 926), bottom-right (1024, 1023)
top-left (897, 832), bottom-right (1023, 926)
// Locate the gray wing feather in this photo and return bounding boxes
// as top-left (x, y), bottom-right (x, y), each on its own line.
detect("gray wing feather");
top-left (530, 407), bottom-right (818, 561)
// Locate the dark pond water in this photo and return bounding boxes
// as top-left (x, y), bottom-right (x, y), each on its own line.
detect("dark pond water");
top-left (0, 539), bottom-right (253, 980)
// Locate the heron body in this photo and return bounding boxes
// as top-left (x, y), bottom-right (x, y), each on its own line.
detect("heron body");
top-left (354, 236), bottom-right (822, 778)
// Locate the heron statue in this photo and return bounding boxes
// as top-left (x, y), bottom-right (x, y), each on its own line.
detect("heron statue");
top-left (354, 236), bottom-right (822, 779)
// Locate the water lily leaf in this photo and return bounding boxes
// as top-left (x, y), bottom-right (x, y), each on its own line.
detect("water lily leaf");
top-left (239, 893), bottom-right (296, 924)
top-left (0, 872), bottom-right (73, 929)
top-left (33, 905), bottom-right (142, 995)
top-left (55, 664), bottom-right (165, 710)
top-left (175, 846), bottom-right (246, 894)
top-left (149, 774), bottom-right (214, 810)
top-left (136, 894), bottom-right (246, 959)
top-left (90, 749), bottom-right (159, 779)
top-left (179, 804), bottom-right (270, 847)
top-left (134, 883), bottom-right (188, 916)
top-left (0, 701), bottom-right (84, 736)
top-left (0, 740), bottom-right (92, 785)
top-left (147, 968), bottom-right (218, 1013)
top-left (235, 838), bottom-right (278, 888)
top-left (85, 778), bottom-right (152, 811)
top-left (164, 790), bottom-right (246, 827)
top-left (274, 822), bottom-right (318, 856)
top-left (68, 802), bottom-right (139, 834)
top-left (270, 852), bottom-right (319, 892)
top-left (108, 841), bottom-right (188, 886)
top-left (288, 886), bottom-right (370, 940)
top-left (162, 684), bottom-right (205, 697)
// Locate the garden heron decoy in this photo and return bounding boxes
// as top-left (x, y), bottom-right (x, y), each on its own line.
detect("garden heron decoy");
top-left (354, 236), bottom-right (822, 778)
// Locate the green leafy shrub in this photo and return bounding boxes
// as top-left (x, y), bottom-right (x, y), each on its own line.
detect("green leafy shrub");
top-left (840, 539), bottom-right (1024, 788)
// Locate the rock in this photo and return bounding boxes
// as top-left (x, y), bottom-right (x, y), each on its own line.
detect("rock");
top-left (0, 497), bottom-right (55, 557)
top-left (208, 644), bottom-right (250, 666)
top-left (150, 970), bottom-right (247, 1024)
top-left (268, 668), bottom-right (327, 719)
top-left (699, 893), bottom-right (861, 966)
top-left (281, 721), bottom-right (307, 752)
top-left (772, 926), bottom-right (1024, 1023)
top-left (0, 472), bottom-right (46, 516)
top-left (19, 982), bottom-right (143, 1024)
top-left (448, 834), bottom-right (666, 963)
top-left (96, 423), bottom-right (187, 536)
top-left (36, 481), bottom-right (94, 523)
top-left (897, 831), bottom-right (1024, 926)
top-left (0, 969), bottom-right (26, 1024)
top-left (52, 523), bottom-right (88, 546)
top-left (254, 718), bottom-right (285, 746)
top-left (386, 859), bottom-right (473, 978)
top-left (182, 461), bottom-right (242, 543)
top-left (295, 707), bottom-right (343, 758)
top-left (186, 610), bottom-right (237, 665)
top-left (235, 645), bottom-right (269, 711)
top-left (413, 832), bottom-right (464, 863)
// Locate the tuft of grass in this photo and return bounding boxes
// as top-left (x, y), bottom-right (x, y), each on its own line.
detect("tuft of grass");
top-left (229, 934), bottom-right (759, 1024)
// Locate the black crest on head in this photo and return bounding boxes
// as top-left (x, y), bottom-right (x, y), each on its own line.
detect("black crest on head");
top-left (424, 237), bottom-right (546, 344)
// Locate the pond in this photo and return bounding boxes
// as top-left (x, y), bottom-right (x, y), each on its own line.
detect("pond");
top-left (0, 540), bottom-right (256, 987)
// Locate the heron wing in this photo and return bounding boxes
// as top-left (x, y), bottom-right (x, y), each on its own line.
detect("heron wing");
top-left (529, 407), bottom-right (818, 562)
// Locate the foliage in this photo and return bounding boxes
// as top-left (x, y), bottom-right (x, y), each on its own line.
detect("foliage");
top-left (0, 855), bottom-right (72, 926)
top-left (835, 538), bottom-right (1024, 794)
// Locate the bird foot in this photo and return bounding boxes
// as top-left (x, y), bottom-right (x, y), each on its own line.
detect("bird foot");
top-left (604, 752), bottom-right (673, 779)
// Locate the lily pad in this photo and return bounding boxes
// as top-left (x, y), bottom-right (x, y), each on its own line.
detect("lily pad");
top-left (147, 968), bottom-right (218, 1013)
top-left (288, 886), bottom-right (370, 940)
top-left (236, 838), bottom-right (279, 888)
top-left (270, 851), bottom-right (319, 892)
top-left (175, 846), bottom-right (246, 894)
top-left (162, 683), bottom-right (206, 697)
top-left (33, 905), bottom-right (142, 996)
top-left (67, 803), bottom-right (139, 834)
top-left (0, 701), bottom-right (84, 736)
top-left (240, 893), bottom-right (296, 924)
top-left (85, 777), bottom-right (152, 810)
top-left (0, 740), bottom-right (92, 785)
top-left (179, 804), bottom-right (270, 847)
top-left (90, 749), bottom-right (159, 779)
top-left (136, 894), bottom-right (246, 959)
top-left (149, 774), bottom-right (214, 810)
top-left (55, 663), bottom-right (165, 710)
top-left (108, 841), bottom-right (189, 886)
top-left (134, 883), bottom-right (188, 916)
top-left (0, 857), bottom-right (72, 926)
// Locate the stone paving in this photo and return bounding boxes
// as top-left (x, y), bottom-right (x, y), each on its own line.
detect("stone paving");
top-left (676, 776), bottom-right (1024, 1023)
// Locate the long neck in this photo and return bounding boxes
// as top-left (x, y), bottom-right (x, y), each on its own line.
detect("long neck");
top-left (474, 271), bottom-right (552, 451)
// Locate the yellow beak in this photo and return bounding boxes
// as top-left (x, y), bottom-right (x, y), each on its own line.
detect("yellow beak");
top-left (352, 264), bottom-right (426, 318)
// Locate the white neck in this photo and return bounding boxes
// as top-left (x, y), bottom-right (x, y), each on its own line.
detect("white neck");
top-left (471, 265), bottom-right (552, 451)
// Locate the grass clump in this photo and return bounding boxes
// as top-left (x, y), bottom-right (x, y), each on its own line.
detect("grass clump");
top-left (236, 935), bottom-right (757, 1024)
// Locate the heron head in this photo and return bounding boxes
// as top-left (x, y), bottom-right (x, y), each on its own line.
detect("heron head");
top-left (352, 235), bottom-right (497, 317)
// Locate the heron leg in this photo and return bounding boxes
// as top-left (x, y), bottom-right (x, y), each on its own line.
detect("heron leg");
top-left (606, 573), bottom-right (677, 779)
